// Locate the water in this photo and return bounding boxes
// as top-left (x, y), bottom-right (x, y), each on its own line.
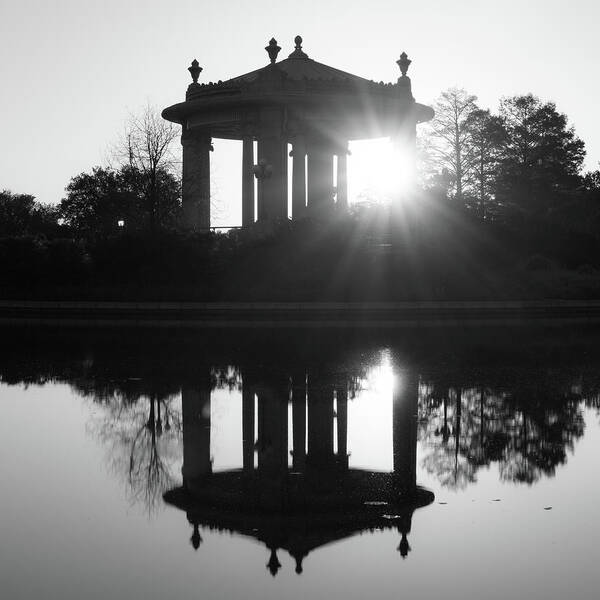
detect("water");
top-left (1, 325), bottom-right (599, 600)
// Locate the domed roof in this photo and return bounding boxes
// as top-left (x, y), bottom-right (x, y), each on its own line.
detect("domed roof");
top-left (162, 35), bottom-right (434, 138)
top-left (226, 35), bottom-right (375, 86)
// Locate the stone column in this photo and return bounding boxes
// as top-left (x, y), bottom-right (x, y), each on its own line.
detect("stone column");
top-left (405, 122), bottom-right (417, 180)
top-left (306, 143), bottom-right (334, 215)
top-left (242, 135), bottom-right (255, 228)
top-left (182, 128), bottom-right (212, 231)
top-left (256, 108), bottom-right (288, 223)
top-left (393, 115), bottom-right (417, 192)
top-left (181, 385), bottom-right (212, 487)
top-left (291, 136), bottom-right (306, 220)
top-left (307, 376), bottom-right (335, 468)
top-left (336, 145), bottom-right (348, 210)
top-left (392, 370), bottom-right (418, 494)
top-left (292, 371), bottom-right (307, 472)
top-left (336, 146), bottom-right (348, 210)
top-left (392, 116), bottom-right (418, 227)
top-left (256, 381), bottom-right (288, 476)
top-left (336, 385), bottom-right (348, 469)
top-left (242, 383), bottom-right (255, 473)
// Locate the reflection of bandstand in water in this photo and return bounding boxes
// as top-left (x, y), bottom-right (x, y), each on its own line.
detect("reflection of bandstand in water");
top-left (164, 369), bottom-right (434, 575)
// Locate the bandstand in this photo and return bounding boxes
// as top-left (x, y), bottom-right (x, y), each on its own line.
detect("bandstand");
top-left (162, 35), bottom-right (434, 230)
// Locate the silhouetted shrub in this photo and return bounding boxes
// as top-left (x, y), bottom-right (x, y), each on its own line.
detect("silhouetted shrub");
top-left (522, 254), bottom-right (558, 271)
top-left (43, 239), bottom-right (89, 284)
top-left (1, 195), bottom-right (600, 301)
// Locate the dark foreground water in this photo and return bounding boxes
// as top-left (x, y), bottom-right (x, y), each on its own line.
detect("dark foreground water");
top-left (1, 325), bottom-right (600, 600)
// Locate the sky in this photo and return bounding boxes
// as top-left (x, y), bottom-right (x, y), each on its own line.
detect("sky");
top-left (1, 0), bottom-right (599, 226)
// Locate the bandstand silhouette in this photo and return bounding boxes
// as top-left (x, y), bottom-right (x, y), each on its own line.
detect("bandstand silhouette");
top-left (162, 35), bottom-right (434, 230)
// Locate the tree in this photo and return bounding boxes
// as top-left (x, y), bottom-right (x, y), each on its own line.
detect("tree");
top-left (581, 169), bottom-right (600, 193)
top-left (496, 94), bottom-right (585, 213)
top-left (0, 190), bottom-right (60, 237)
top-left (59, 165), bottom-right (181, 239)
top-left (59, 167), bottom-right (139, 239)
top-left (120, 164), bottom-right (182, 230)
top-left (424, 88), bottom-right (479, 203)
top-left (114, 104), bottom-right (180, 231)
top-left (464, 109), bottom-right (507, 219)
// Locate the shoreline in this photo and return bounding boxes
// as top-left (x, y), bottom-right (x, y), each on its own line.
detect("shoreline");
top-left (2, 299), bottom-right (600, 327)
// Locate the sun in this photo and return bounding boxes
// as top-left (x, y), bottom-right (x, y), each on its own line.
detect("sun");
top-left (348, 137), bottom-right (413, 205)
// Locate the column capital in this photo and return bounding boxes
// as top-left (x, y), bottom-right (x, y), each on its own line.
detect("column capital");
top-left (241, 122), bottom-right (258, 139)
top-left (289, 135), bottom-right (307, 157)
top-left (334, 141), bottom-right (350, 156)
top-left (286, 116), bottom-right (306, 138)
top-left (182, 127), bottom-right (213, 149)
top-left (258, 106), bottom-right (284, 137)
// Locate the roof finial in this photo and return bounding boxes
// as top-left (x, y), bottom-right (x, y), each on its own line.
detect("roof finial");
top-left (396, 51), bottom-right (412, 77)
top-left (288, 34), bottom-right (308, 59)
top-left (266, 548), bottom-right (282, 576)
top-left (188, 59), bottom-right (202, 83)
top-left (265, 38), bottom-right (281, 64)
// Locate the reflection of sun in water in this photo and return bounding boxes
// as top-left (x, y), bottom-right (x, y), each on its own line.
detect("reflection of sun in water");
top-left (348, 138), bottom-right (412, 204)
top-left (347, 352), bottom-right (396, 472)
top-left (367, 353), bottom-right (397, 394)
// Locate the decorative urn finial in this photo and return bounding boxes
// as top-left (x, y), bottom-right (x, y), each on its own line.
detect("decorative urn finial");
top-left (265, 38), bottom-right (281, 64)
top-left (190, 524), bottom-right (202, 550)
top-left (396, 51), bottom-right (412, 77)
top-left (398, 532), bottom-right (411, 558)
top-left (188, 59), bottom-right (202, 83)
top-left (288, 34), bottom-right (308, 59)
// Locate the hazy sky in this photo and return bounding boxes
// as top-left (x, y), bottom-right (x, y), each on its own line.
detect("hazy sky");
top-left (1, 0), bottom-right (599, 225)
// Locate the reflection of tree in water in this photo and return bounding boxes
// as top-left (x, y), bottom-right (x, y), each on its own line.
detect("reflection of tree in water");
top-left (88, 389), bottom-right (183, 515)
top-left (419, 386), bottom-right (485, 489)
top-left (500, 381), bottom-right (584, 484)
top-left (127, 395), bottom-right (182, 512)
top-left (211, 366), bottom-right (242, 392)
top-left (581, 374), bottom-right (600, 422)
top-left (86, 367), bottom-right (241, 514)
top-left (418, 373), bottom-right (591, 489)
top-left (3, 327), bottom-right (600, 500)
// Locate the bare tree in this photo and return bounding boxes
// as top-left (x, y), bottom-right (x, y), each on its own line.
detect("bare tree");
top-left (114, 104), bottom-right (180, 231)
top-left (423, 88), bottom-right (479, 203)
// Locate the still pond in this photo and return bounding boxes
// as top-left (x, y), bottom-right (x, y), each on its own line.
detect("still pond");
top-left (1, 325), bottom-right (599, 599)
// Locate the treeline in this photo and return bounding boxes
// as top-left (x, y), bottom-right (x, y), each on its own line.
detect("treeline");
top-left (1, 165), bottom-right (180, 240)
top-left (421, 90), bottom-right (600, 226)
top-left (1, 94), bottom-right (600, 301)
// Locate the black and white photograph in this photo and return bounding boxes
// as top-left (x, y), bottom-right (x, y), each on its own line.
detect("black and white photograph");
top-left (1, 1), bottom-right (600, 598)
